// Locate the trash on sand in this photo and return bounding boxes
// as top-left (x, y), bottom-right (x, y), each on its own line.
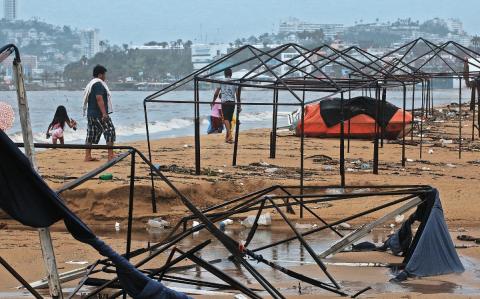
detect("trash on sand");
top-left (338, 222), bottom-right (351, 229)
top-left (219, 219), bottom-right (234, 231)
top-left (421, 167), bottom-right (431, 171)
top-left (406, 158), bottom-right (414, 162)
top-left (183, 144), bottom-right (190, 148)
top-left (346, 168), bottom-right (357, 172)
top-left (295, 223), bottom-right (317, 230)
top-left (440, 139), bottom-right (453, 147)
top-left (99, 173), bottom-right (113, 180)
top-left (115, 222), bottom-right (120, 231)
top-left (428, 149), bottom-right (434, 154)
top-left (322, 165), bottom-right (334, 171)
top-left (265, 168), bottom-right (278, 174)
top-left (241, 213), bottom-right (271, 228)
top-left (66, 260), bottom-right (88, 265)
top-left (446, 163), bottom-right (456, 168)
top-left (147, 218), bottom-right (171, 230)
top-left (360, 163), bottom-right (371, 170)
top-left (395, 214), bottom-right (405, 224)
top-left (259, 161), bottom-right (270, 167)
top-left (192, 220), bottom-right (200, 235)
top-left (325, 188), bottom-right (344, 195)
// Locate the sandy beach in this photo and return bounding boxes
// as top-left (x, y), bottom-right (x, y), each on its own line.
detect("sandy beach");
top-left (1, 106), bottom-right (480, 298)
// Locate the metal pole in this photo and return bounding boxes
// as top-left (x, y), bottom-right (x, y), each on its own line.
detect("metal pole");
top-left (0, 256), bottom-right (43, 299)
top-left (232, 88), bottom-right (241, 166)
top-left (143, 102), bottom-right (157, 212)
top-left (125, 153), bottom-right (135, 260)
top-left (471, 86), bottom-right (476, 141)
top-left (13, 57), bottom-right (63, 299)
top-left (300, 99), bottom-right (305, 218)
top-left (340, 92), bottom-right (346, 187)
top-left (270, 86), bottom-right (278, 158)
top-left (402, 84), bottom-right (407, 166)
top-left (194, 79), bottom-right (201, 175)
top-left (459, 77), bottom-right (462, 159)
top-left (373, 87), bottom-right (380, 174)
top-left (411, 82), bottom-right (416, 141)
top-left (420, 80), bottom-right (425, 159)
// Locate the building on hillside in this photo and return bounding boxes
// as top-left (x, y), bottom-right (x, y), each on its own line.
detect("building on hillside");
top-left (279, 17), bottom-right (344, 40)
top-left (446, 18), bottom-right (464, 34)
top-left (1, 54), bottom-right (37, 78)
top-left (191, 43), bottom-right (229, 70)
top-left (4, 0), bottom-right (17, 21)
top-left (81, 29), bottom-right (100, 58)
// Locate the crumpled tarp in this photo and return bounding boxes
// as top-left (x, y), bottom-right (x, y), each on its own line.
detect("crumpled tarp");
top-left (0, 130), bottom-right (190, 299)
top-left (403, 189), bottom-right (464, 277)
top-left (385, 189), bottom-right (464, 281)
top-left (320, 96), bottom-right (399, 128)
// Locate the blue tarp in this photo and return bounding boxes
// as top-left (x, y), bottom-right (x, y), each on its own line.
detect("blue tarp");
top-left (404, 190), bottom-right (464, 277)
top-left (385, 189), bottom-right (464, 281)
top-left (0, 130), bottom-right (191, 299)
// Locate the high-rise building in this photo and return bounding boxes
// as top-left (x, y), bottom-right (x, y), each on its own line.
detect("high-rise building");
top-left (81, 29), bottom-right (100, 58)
top-left (4, 0), bottom-right (17, 21)
top-left (446, 18), bottom-right (464, 34)
top-left (279, 18), bottom-right (344, 40)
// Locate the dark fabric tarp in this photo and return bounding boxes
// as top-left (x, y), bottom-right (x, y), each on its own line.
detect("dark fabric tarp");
top-left (320, 96), bottom-right (399, 128)
top-left (403, 189), bottom-right (464, 277)
top-left (381, 189), bottom-right (464, 280)
top-left (0, 130), bottom-right (190, 299)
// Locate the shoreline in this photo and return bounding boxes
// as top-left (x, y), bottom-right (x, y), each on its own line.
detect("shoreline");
top-left (1, 105), bottom-right (480, 296)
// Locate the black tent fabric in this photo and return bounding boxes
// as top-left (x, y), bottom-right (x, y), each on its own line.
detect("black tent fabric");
top-left (380, 189), bottom-right (464, 281)
top-left (0, 130), bottom-right (191, 299)
top-left (320, 96), bottom-right (399, 128)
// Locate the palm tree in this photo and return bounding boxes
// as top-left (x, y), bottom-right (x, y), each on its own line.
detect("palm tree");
top-left (471, 36), bottom-right (480, 50)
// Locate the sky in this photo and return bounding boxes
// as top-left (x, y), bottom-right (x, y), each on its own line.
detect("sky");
top-left (15, 0), bottom-right (480, 45)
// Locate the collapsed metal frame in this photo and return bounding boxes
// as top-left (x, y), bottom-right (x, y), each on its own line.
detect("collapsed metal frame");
top-left (352, 38), bottom-right (480, 159)
top-left (9, 143), bottom-right (434, 298)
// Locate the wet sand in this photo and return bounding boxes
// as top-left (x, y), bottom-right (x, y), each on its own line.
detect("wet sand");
top-left (1, 107), bottom-right (480, 297)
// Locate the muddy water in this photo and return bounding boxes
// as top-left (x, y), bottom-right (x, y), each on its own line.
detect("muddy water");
top-left (97, 226), bottom-right (480, 297)
top-left (4, 226), bottom-right (479, 298)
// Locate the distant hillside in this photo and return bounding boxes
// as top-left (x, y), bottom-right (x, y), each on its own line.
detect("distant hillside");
top-left (0, 19), bottom-right (83, 71)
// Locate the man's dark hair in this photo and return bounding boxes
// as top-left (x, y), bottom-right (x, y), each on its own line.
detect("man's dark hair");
top-left (224, 68), bottom-right (232, 78)
top-left (93, 65), bottom-right (107, 77)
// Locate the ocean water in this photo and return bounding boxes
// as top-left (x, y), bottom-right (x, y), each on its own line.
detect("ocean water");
top-left (1, 88), bottom-right (469, 144)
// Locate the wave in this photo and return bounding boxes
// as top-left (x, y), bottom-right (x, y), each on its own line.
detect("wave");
top-left (6, 111), bottom-right (290, 143)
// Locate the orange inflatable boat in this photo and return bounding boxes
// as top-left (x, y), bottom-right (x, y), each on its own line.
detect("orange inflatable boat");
top-left (293, 96), bottom-right (412, 139)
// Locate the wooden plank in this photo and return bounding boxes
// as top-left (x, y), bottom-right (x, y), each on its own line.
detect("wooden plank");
top-left (13, 60), bottom-right (63, 298)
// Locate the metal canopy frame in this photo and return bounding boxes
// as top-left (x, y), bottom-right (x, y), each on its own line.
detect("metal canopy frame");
top-left (12, 143), bottom-right (434, 298)
top-left (142, 43), bottom-right (427, 218)
top-left (354, 38), bottom-right (480, 159)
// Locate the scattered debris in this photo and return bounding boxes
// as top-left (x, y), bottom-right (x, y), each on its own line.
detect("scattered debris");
top-left (65, 260), bottom-right (88, 265)
top-left (114, 222), bottom-right (120, 231)
top-left (265, 168), bottom-right (279, 174)
top-left (147, 218), bottom-right (171, 230)
top-left (241, 213), bottom-right (271, 228)
top-left (326, 188), bottom-right (344, 195)
top-left (395, 214), bottom-right (405, 224)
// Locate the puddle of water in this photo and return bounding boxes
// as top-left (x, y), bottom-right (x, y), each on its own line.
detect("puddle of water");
top-left (17, 225), bottom-right (479, 297)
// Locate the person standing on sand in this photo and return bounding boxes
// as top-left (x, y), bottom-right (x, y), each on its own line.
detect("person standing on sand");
top-left (212, 68), bottom-right (241, 143)
top-left (82, 65), bottom-right (116, 161)
top-left (463, 57), bottom-right (480, 110)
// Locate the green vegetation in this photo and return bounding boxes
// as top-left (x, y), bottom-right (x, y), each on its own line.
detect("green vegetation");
top-left (63, 46), bottom-right (193, 88)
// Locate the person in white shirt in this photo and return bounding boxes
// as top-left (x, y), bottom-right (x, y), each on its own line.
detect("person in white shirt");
top-left (212, 68), bottom-right (241, 143)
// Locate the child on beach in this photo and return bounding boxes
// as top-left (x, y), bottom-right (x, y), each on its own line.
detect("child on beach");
top-left (208, 96), bottom-right (223, 134)
top-left (46, 105), bottom-right (77, 144)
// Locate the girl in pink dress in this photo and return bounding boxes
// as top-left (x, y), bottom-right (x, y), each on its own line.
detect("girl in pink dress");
top-left (46, 105), bottom-right (77, 144)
